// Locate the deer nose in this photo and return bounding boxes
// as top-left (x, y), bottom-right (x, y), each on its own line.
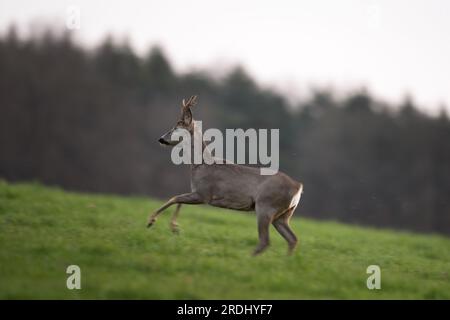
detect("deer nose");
top-left (158, 138), bottom-right (165, 144)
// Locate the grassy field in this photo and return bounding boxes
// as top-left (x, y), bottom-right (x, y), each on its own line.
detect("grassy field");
top-left (0, 180), bottom-right (449, 299)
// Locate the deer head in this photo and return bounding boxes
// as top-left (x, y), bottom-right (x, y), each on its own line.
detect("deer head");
top-left (158, 95), bottom-right (197, 146)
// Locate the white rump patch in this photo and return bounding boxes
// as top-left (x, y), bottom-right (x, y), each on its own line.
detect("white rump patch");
top-left (289, 185), bottom-right (303, 209)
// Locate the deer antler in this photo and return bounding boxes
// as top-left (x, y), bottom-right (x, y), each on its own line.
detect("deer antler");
top-left (182, 95), bottom-right (198, 108)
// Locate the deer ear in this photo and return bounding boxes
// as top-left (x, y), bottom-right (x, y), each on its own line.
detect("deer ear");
top-left (182, 95), bottom-right (198, 109)
top-left (183, 108), bottom-right (193, 125)
top-left (189, 95), bottom-right (198, 107)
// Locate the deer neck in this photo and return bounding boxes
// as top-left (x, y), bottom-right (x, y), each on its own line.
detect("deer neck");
top-left (190, 120), bottom-right (213, 167)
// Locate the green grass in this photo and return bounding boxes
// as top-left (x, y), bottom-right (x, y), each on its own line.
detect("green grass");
top-left (0, 180), bottom-right (449, 299)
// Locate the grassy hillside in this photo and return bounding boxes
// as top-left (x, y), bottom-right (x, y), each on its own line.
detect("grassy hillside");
top-left (0, 180), bottom-right (449, 299)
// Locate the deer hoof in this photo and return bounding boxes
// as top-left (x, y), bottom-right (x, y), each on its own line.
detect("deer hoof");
top-left (147, 217), bottom-right (157, 228)
top-left (252, 249), bottom-right (262, 256)
top-left (252, 244), bottom-right (269, 256)
top-left (170, 222), bottom-right (180, 234)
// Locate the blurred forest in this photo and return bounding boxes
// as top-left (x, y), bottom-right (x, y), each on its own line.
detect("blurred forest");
top-left (1, 27), bottom-right (449, 235)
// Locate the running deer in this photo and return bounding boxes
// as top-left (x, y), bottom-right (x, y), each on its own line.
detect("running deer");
top-left (147, 95), bottom-right (303, 255)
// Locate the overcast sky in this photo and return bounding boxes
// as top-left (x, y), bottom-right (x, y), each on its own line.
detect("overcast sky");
top-left (1, 0), bottom-right (449, 114)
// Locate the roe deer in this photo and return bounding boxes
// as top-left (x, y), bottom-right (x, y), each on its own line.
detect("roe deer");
top-left (147, 95), bottom-right (303, 255)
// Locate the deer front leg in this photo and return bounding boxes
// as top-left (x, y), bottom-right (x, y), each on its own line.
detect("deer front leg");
top-left (147, 192), bottom-right (203, 228)
top-left (170, 203), bottom-right (182, 234)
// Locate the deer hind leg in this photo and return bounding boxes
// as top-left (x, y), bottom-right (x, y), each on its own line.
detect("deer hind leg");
top-left (147, 192), bottom-right (202, 228)
top-left (170, 203), bottom-right (182, 234)
top-left (272, 207), bottom-right (298, 255)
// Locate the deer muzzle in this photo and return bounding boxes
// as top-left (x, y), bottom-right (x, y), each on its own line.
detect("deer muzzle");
top-left (158, 137), bottom-right (170, 145)
top-left (158, 129), bottom-right (175, 146)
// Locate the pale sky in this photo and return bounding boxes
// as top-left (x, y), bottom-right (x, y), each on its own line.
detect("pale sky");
top-left (1, 0), bottom-right (449, 114)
